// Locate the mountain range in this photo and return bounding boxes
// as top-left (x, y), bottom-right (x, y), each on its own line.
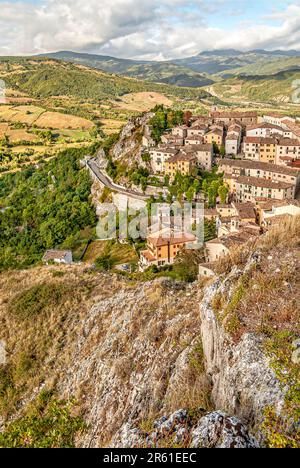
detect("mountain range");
top-left (39, 49), bottom-right (300, 87)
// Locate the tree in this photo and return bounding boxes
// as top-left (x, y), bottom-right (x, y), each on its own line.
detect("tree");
top-left (183, 111), bottom-right (192, 126)
top-left (213, 142), bottom-right (220, 155)
top-left (186, 187), bottom-right (195, 203)
top-left (218, 185), bottom-right (229, 204)
top-left (141, 153), bottom-right (151, 163)
top-left (95, 254), bottom-right (114, 271)
top-left (220, 145), bottom-right (226, 158)
top-left (208, 186), bottom-right (217, 208)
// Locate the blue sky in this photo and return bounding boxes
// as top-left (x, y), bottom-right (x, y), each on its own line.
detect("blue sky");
top-left (0, 0), bottom-right (300, 59)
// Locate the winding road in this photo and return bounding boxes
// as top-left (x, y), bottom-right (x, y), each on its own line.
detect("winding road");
top-left (86, 158), bottom-right (150, 202)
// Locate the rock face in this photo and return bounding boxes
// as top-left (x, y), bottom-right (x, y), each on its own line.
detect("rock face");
top-left (112, 113), bottom-right (154, 167)
top-left (112, 410), bottom-right (259, 448)
top-left (200, 263), bottom-right (285, 431)
top-left (191, 412), bottom-right (259, 449)
top-left (56, 278), bottom-right (205, 448)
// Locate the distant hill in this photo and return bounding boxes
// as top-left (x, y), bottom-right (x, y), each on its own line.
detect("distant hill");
top-left (38, 51), bottom-right (215, 88)
top-left (171, 49), bottom-right (300, 75)
top-left (39, 49), bottom-right (300, 83)
top-left (211, 69), bottom-right (300, 104)
top-left (0, 58), bottom-right (213, 101)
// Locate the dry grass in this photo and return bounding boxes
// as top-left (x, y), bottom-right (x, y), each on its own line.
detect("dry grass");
top-left (0, 265), bottom-right (101, 419)
top-left (35, 111), bottom-right (94, 130)
top-left (83, 240), bottom-right (138, 265)
top-left (114, 92), bottom-right (173, 112)
top-left (213, 216), bottom-right (300, 341)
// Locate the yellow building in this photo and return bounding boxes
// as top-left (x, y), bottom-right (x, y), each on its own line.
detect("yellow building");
top-left (204, 127), bottom-right (224, 147)
top-left (259, 139), bottom-right (277, 163)
top-left (139, 231), bottom-right (197, 270)
top-left (164, 152), bottom-right (197, 180)
top-left (224, 174), bottom-right (238, 195)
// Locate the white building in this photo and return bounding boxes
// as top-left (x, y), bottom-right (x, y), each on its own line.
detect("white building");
top-left (187, 125), bottom-right (208, 138)
top-left (246, 123), bottom-right (284, 138)
top-left (276, 139), bottom-right (300, 164)
top-left (262, 115), bottom-right (296, 127)
top-left (181, 144), bottom-right (213, 171)
top-left (149, 147), bottom-right (179, 173)
top-left (225, 123), bottom-right (242, 156)
top-left (172, 126), bottom-right (188, 138)
top-left (42, 250), bottom-right (73, 265)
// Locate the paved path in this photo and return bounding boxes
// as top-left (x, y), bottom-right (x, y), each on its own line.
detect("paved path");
top-left (87, 158), bottom-right (150, 202)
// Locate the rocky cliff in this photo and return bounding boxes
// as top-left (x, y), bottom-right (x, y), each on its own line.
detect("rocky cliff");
top-left (0, 218), bottom-right (299, 448)
top-left (112, 113), bottom-right (154, 168)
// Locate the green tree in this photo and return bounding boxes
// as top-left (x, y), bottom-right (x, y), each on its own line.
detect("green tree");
top-left (218, 185), bottom-right (229, 204)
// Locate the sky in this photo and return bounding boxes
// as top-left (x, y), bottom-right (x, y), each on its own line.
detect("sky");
top-left (0, 0), bottom-right (300, 60)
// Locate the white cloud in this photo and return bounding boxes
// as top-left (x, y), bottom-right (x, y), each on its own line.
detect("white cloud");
top-left (0, 1), bottom-right (299, 59)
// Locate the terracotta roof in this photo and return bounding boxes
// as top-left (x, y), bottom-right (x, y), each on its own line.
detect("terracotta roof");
top-left (212, 111), bottom-right (257, 119)
top-left (281, 122), bottom-right (300, 138)
top-left (288, 160), bottom-right (300, 168)
top-left (207, 228), bottom-right (259, 249)
top-left (226, 133), bottom-right (239, 141)
top-left (219, 159), bottom-right (299, 177)
top-left (257, 199), bottom-right (300, 210)
top-left (278, 138), bottom-right (300, 146)
top-left (166, 152), bottom-right (197, 164)
top-left (204, 208), bottom-right (218, 217)
top-left (232, 202), bottom-right (256, 219)
top-left (206, 128), bottom-right (223, 137)
top-left (141, 250), bottom-right (156, 262)
top-left (247, 123), bottom-right (283, 131)
top-left (228, 123), bottom-right (242, 131)
top-left (243, 136), bottom-right (277, 145)
top-left (148, 232), bottom-right (196, 247)
top-left (150, 147), bottom-right (179, 155)
top-left (185, 136), bottom-right (204, 141)
top-left (188, 124), bottom-right (207, 130)
top-left (182, 144), bottom-right (212, 153)
top-left (237, 176), bottom-right (294, 190)
top-left (265, 214), bottom-right (293, 225)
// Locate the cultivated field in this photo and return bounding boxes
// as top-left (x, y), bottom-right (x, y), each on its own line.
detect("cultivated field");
top-left (35, 111), bottom-right (94, 130)
top-left (115, 92), bottom-right (173, 112)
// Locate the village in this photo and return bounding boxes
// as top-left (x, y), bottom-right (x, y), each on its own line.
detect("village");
top-left (139, 109), bottom-right (300, 277)
top-left (43, 109), bottom-right (300, 280)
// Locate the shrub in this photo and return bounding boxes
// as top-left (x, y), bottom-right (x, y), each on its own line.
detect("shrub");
top-left (0, 391), bottom-right (86, 448)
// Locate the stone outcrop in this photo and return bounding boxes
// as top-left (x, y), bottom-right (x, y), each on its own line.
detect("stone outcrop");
top-left (112, 410), bottom-right (259, 448)
top-left (112, 113), bottom-right (154, 167)
top-left (200, 257), bottom-right (285, 433)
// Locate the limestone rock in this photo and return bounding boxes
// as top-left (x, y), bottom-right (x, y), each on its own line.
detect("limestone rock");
top-left (191, 411), bottom-right (259, 448)
top-left (113, 410), bottom-right (259, 448)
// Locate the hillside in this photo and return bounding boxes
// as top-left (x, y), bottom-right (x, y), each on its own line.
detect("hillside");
top-left (38, 49), bottom-right (300, 83)
top-left (0, 217), bottom-right (298, 448)
top-left (172, 49), bottom-right (300, 75)
top-left (0, 59), bottom-right (212, 101)
top-left (210, 69), bottom-right (300, 105)
top-left (225, 57), bottom-right (300, 77)
top-left (38, 51), bottom-right (215, 88)
top-left (0, 58), bottom-right (219, 173)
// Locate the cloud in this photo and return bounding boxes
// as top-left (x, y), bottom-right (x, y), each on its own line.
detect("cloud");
top-left (0, 1), bottom-right (300, 59)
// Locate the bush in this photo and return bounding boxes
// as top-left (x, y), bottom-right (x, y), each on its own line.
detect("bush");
top-left (0, 391), bottom-right (86, 448)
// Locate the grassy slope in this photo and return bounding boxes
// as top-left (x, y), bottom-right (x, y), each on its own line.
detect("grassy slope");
top-left (222, 57), bottom-right (300, 77)
top-left (37, 51), bottom-right (215, 88)
top-left (211, 69), bottom-right (300, 104)
top-left (0, 59), bottom-right (212, 101)
top-left (173, 50), bottom-right (300, 75)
